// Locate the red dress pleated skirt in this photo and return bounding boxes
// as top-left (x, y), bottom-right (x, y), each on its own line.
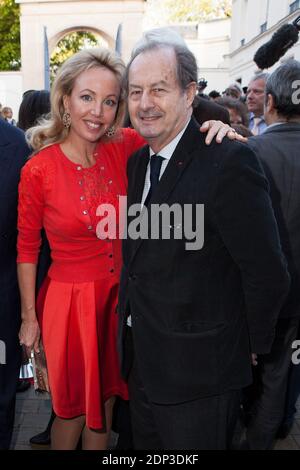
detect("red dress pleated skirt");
top-left (36, 276), bottom-right (128, 430)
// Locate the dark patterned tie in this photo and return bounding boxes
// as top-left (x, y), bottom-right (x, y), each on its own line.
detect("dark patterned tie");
top-left (144, 154), bottom-right (165, 207)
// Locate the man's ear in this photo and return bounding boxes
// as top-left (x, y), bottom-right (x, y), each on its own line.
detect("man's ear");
top-left (186, 82), bottom-right (198, 107)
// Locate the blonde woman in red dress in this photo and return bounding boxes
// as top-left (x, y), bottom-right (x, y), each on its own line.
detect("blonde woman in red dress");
top-left (17, 48), bottom-right (144, 450)
top-left (17, 46), bottom-right (237, 450)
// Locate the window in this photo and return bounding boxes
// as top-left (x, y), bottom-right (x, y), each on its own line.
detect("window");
top-left (290, 0), bottom-right (300, 14)
top-left (241, 38), bottom-right (245, 46)
top-left (260, 22), bottom-right (267, 33)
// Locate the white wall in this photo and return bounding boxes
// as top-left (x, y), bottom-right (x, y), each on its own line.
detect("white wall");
top-left (0, 72), bottom-right (23, 121)
top-left (229, 0), bottom-right (300, 87)
top-left (190, 19), bottom-right (231, 92)
top-left (17, 0), bottom-right (146, 92)
top-left (159, 18), bottom-right (231, 94)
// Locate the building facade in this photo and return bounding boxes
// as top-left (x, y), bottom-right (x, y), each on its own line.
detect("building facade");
top-left (229, 0), bottom-right (300, 87)
top-left (184, 18), bottom-right (231, 94)
top-left (16, 0), bottom-right (146, 91)
top-left (1, 2), bottom-right (231, 118)
top-left (0, 71), bottom-right (22, 121)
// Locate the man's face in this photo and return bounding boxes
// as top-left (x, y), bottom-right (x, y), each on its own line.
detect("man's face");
top-left (127, 47), bottom-right (195, 152)
top-left (246, 78), bottom-right (266, 116)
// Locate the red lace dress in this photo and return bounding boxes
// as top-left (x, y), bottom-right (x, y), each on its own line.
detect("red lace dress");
top-left (17, 128), bottom-right (145, 429)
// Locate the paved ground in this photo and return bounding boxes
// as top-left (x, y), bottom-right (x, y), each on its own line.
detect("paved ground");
top-left (12, 386), bottom-right (51, 450)
top-left (11, 385), bottom-right (300, 450)
top-left (11, 385), bottom-right (119, 450)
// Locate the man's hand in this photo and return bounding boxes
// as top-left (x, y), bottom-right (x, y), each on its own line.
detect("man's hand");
top-left (200, 120), bottom-right (248, 145)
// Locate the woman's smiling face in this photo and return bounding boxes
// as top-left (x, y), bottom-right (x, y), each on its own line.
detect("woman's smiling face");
top-left (63, 66), bottom-right (120, 143)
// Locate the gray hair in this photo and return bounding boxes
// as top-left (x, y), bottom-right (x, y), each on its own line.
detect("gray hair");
top-left (124, 28), bottom-right (198, 98)
top-left (132, 27), bottom-right (186, 53)
top-left (249, 72), bottom-right (270, 84)
top-left (265, 60), bottom-right (300, 118)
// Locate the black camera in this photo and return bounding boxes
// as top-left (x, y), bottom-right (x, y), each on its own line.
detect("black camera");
top-left (198, 78), bottom-right (208, 91)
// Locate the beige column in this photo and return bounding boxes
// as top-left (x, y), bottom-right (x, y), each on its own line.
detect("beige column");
top-left (17, 0), bottom-right (146, 93)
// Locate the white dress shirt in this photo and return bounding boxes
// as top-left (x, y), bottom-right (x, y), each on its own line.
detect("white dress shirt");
top-left (127, 119), bottom-right (190, 327)
top-left (140, 119), bottom-right (191, 207)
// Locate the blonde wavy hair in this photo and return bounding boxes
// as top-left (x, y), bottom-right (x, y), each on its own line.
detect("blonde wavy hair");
top-left (27, 47), bottom-right (126, 151)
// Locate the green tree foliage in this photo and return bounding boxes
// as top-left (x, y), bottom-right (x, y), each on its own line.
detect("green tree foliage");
top-left (0, 0), bottom-right (21, 70)
top-left (50, 31), bottom-right (100, 80)
top-left (0, 0), bottom-right (100, 74)
top-left (146, 0), bottom-right (232, 25)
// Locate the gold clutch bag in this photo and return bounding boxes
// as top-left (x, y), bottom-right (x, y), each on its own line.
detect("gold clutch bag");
top-left (30, 341), bottom-right (50, 393)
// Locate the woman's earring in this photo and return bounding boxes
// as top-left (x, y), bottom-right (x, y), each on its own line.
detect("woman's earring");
top-left (63, 111), bottom-right (71, 129)
top-left (105, 126), bottom-right (115, 138)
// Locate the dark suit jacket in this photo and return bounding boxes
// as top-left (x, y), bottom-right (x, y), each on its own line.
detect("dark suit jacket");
top-left (0, 120), bottom-right (30, 315)
top-left (193, 97), bottom-right (230, 125)
top-left (0, 119), bottom-right (30, 448)
top-left (118, 118), bottom-right (290, 405)
top-left (248, 123), bottom-right (300, 319)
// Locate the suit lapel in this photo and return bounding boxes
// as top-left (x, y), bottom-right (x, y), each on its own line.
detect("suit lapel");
top-left (128, 145), bottom-right (149, 207)
top-left (127, 118), bottom-right (206, 263)
top-left (150, 118), bottom-right (202, 206)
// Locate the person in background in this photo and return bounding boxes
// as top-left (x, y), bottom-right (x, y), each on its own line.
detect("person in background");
top-left (208, 90), bottom-right (221, 101)
top-left (16, 89), bottom-right (55, 446)
top-left (0, 120), bottom-right (30, 449)
top-left (18, 90), bottom-right (51, 132)
top-left (246, 73), bottom-right (269, 135)
top-left (117, 27), bottom-right (242, 450)
top-left (124, 27), bottom-right (231, 128)
top-left (216, 96), bottom-right (249, 127)
top-left (2, 106), bottom-right (16, 126)
top-left (244, 60), bottom-right (300, 450)
top-left (17, 89), bottom-right (52, 296)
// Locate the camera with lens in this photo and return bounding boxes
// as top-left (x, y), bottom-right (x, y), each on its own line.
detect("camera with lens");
top-left (198, 78), bottom-right (208, 93)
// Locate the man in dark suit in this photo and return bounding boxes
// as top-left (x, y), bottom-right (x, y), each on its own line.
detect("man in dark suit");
top-left (244, 60), bottom-right (300, 450)
top-left (118, 37), bottom-right (290, 450)
top-left (0, 119), bottom-right (30, 449)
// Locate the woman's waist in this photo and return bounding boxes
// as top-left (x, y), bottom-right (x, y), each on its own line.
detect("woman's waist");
top-left (47, 253), bottom-right (121, 282)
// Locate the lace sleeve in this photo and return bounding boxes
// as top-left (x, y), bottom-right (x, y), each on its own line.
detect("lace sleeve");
top-left (17, 161), bottom-right (45, 264)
